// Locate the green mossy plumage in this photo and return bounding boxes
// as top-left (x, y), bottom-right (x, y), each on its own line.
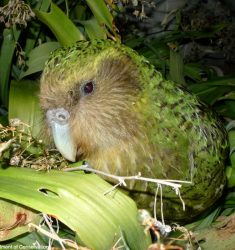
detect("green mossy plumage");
top-left (40, 40), bottom-right (228, 221)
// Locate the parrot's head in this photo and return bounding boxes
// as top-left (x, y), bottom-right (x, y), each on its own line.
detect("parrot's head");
top-left (40, 40), bottom-right (149, 164)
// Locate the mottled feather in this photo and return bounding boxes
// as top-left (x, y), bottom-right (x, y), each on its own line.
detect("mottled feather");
top-left (40, 40), bottom-right (227, 221)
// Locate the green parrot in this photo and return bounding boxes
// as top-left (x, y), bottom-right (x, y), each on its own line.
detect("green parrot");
top-left (40, 40), bottom-right (228, 222)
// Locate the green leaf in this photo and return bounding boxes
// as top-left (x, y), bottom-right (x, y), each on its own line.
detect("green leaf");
top-left (188, 76), bottom-right (235, 105)
top-left (224, 192), bottom-right (235, 208)
top-left (0, 27), bottom-right (21, 107)
top-left (34, 2), bottom-right (85, 46)
top-left (0, 167), bottom-right (151, 249)
top-left (8, 80), bottom-right (42, 138)
top-left (217, 91), bottom-right (235, 101)
top-left (20, 42), bottom-right (60, 79)
top-left (186, 207), bottom-right (221, 231)
top-left (195, 86), bottom-right (231, 105)
top-left (169, 49), bottom-right (185, 85)
top-left (184, 63), bottom-right (205, 81)
top-left (152, 25), bottom-right (224, 44)
top-left (226, 166), bottom-right (235, 188)
top-left (23, 0), bottom-right (52, 57)
top-left (73, 4), bottom-right (87, 20)
top-left (215, 100), bottom-right (235, 119)
top-left (86, 0), bottom-right (114, 32)
top-left (79, 17), bottom-right (107, 39)
top-left (228, 130), bottom-right (235, 168)
top-left (195, 208), bottom-right (221, 230)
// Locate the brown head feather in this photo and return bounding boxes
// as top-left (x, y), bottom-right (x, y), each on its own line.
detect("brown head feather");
top-left (40, 50), bottom-right (149, 175)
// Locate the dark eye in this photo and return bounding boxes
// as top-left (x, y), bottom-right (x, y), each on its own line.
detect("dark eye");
top-left (81, 81), bottom-right (95, 96)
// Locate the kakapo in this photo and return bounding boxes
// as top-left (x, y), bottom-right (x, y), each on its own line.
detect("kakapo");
top-left (40, 40), bottom-right (228, 221)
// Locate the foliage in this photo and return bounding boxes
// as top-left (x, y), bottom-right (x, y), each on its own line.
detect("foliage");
top-left (0, 167), bottom-right (151, 249)
top-left (0, 0), bottom-right (235, 249)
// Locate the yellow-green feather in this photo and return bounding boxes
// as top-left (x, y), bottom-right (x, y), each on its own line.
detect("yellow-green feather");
top-left (41, 40), bottom-right (228, 221)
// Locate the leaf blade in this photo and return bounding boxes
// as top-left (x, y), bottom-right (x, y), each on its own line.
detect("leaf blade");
top-left (20, 42), bottom-right (60, 79)
top-left (0, 167), bottom-right (151, 249)
top-left (34, 3), bottom-right (85, 46)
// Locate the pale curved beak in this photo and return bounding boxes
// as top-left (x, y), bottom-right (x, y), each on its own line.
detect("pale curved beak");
top-left (46, 108), bottom-right (76, 162)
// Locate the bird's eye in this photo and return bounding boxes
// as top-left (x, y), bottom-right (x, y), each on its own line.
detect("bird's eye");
top-left (81, 81), bottom-right (95, 96)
